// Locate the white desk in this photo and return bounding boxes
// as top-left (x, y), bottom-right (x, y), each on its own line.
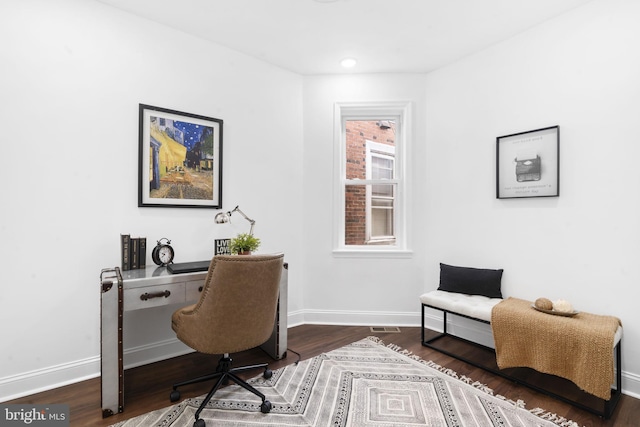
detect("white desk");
top-left (99, 263), bottom-right (288, 418)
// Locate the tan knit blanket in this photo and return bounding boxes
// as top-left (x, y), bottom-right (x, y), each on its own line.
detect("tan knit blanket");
top-left (491, 297), bottom-right (621, 400)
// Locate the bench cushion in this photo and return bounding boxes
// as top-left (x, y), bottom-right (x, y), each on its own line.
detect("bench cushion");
top-left (420, 290), bottom-right (502, 322)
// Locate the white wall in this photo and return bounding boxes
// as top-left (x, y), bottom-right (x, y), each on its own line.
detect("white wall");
top-left (0, 0), bottom-right (303, 400)
top-left (422, 0), bottom-right (640, 396)
top-left (301, 74), bottom-right (428, 325)
top-left (2, 0), bottom-right (640, 403)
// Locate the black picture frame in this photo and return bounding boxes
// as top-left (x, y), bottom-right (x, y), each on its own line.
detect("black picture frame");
top-left (138, 104), bottom-right (223, 208)
top-left (496, 126), bottom-right (559, 199)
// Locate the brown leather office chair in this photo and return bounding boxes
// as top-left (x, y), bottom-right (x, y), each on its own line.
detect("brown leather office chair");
top-left (169, 254), bottom-right (284, 427)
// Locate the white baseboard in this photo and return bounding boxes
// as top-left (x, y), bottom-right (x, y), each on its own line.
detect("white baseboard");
top-left (0, 338), bottom-right (193, 403)
top-left (420, 307), bottom-right (496, 348)
top-left (2, 309), bottom-right (638, 402)
top-left (122, 338), bottom-right (194, 370)
top-left (0, 356), bottom-right (100, 403)
top-left (286, 309), bottom-right (306, 328)
top-left (295, 308), bottom-right (420, 327)
top-left (623, 369), bottom-right (640, 400)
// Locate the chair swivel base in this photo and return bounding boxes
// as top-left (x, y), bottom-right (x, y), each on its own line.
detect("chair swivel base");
top-left (170, 356), bottom-right (273, 427)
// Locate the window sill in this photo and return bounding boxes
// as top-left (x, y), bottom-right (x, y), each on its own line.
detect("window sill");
top-left (332, 248), bottom-right (413, 259)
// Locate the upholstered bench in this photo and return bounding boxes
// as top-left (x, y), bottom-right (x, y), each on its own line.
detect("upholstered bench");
top-left (419, 263), bottom-right (623, 419)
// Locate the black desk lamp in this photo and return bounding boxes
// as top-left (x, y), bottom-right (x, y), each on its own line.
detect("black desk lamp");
top-left (214, 205), bottom-right (256, 235)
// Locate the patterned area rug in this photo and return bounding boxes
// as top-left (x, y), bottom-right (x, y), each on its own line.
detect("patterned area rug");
top-left (111, 337), bottom-right (581, 427)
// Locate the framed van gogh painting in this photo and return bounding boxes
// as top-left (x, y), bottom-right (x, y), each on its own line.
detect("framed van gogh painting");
top-left (138, 104), bottom-right (223, 208)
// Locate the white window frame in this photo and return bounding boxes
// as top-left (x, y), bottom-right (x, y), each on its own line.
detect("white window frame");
top-left (333, 101), bottom-right (412, 258)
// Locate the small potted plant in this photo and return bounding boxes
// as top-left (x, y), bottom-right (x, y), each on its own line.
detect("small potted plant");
top-left (229, 233), bottom-right (261, 255)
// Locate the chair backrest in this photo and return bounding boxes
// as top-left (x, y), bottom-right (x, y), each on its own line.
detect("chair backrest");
top-left (175, 253), bottom-right (284, 355)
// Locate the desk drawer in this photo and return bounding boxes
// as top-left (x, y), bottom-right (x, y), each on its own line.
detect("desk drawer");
top-left (185, 279), bottom-right (205, 302)
top-left (124, 283), bottom-right (186, 310)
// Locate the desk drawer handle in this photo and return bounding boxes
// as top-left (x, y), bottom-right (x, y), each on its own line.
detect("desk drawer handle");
top-left (140, 290), bottom-right (171, 301)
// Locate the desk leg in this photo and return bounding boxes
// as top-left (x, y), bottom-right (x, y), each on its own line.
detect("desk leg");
top-left (100, 268), bottom-right (124, 417)
top-left (260, 263), bottom-right (288, 360)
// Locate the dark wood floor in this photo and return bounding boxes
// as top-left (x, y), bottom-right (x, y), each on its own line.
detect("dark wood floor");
top-left (8, 325), bottom-right (639, 426)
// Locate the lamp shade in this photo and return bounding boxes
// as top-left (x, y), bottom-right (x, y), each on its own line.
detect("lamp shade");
top-left (214, 212), bottom-right (230, 224)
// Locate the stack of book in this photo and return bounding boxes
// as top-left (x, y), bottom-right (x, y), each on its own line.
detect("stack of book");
top-left (120, 234), bottom-right (147, 270)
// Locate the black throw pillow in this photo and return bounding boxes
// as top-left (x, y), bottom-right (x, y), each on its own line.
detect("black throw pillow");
top-left (438, 263), bottom-right (503, 298)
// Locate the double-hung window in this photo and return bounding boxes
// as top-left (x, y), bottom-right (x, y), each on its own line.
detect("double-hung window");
top-left (334, 101), bottom-right (411, 256)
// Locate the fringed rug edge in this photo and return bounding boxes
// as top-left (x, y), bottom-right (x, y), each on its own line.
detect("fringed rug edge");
top-left (365, 336), bottom-right (584, 427)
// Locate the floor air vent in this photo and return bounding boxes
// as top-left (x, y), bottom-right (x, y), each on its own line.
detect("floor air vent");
top-left (369, 326), bottom-right (401, 333)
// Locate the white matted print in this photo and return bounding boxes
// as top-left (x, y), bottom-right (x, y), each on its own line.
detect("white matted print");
top-left (496, 126), bottom-right (559, 199)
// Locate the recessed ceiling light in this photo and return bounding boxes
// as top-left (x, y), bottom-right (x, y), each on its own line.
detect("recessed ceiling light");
top-left (340, 58), bottom-right (357, 68)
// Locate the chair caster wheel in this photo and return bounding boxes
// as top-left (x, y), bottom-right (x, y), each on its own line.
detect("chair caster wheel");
top-left (260, 400), bottom-right (272, 413)
top-left (170, 389), bottom-right (180, 402)
top-left (193, 418), bottom-right (206, 427)
top-left (263, 369), bottom-right (272, 379)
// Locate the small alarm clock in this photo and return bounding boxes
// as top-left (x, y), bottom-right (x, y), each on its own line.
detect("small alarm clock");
top-left (152, 238), bottom-right (175, 266)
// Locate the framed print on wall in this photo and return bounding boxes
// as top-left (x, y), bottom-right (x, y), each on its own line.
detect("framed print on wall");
top-left (496, 126), bottom-right (559, 199)
top-left (138, 104), bottom-right (223, 208)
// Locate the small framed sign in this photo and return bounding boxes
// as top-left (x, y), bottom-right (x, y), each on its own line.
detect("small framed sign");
top-left (496, 126), bottom-right (559, 199)
top-left (215, 238), bottom-right (231, 255)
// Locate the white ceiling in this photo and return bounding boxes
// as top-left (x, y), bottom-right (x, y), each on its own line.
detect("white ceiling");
top-left (95, 0), bottom-right (593, 75)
